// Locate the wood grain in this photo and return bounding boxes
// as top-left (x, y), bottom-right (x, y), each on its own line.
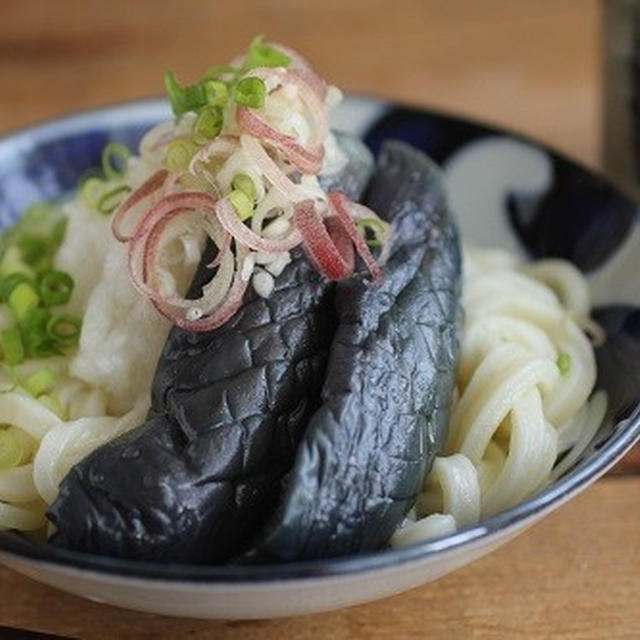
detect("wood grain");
top-left (0, 479), bottom-right (638, 640)
top-left (2, 0), bottom-right (601, 166)
top-left (2, 1), bottom-right (639, 637)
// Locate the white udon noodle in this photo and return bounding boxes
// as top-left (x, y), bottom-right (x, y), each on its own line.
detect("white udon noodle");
top-left (391, 248), bottom-right (607, 548)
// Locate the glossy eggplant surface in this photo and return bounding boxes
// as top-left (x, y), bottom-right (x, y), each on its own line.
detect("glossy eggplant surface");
top-left (48, 135), bottom-right (373, 562)
top-left (245, 142), bottom-right (462, 561)
top-left (49, 140), bottom-right (462, 565)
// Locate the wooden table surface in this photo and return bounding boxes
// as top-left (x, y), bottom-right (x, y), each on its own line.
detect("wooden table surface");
top-left (1, 1), bottom-right (639, 638)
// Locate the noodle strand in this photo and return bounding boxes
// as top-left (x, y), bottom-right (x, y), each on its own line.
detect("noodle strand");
top-left (392, 247), bottom-right (605, 548)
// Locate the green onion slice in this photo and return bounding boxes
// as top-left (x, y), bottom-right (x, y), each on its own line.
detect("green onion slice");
top-left (556, 352), bottom-right (571, 375)
top-left (23, 367), bottom-right (56, 397)
top-left (0, 328), bottom-right (24, 366)
top-left (17, 234), bottom-right (49, 266)
top-left (0, 428), bottom-right (23, 470)
top-left (228, 189), bottom-right (253, 221)
top-left (50, 217), bottom-right (68, 250)
top-left (101, 142), bottom-right (131, 180)
top-left (203, 80), bottom-right (228, 108)
top-left (164, 71), bottom-right (208, 119)
top-left (21, 202), bottom-right (55, 226)
top-left (0, 246), bottom-right (33, 279)
top-left (0, 273), bottom-right (33, 303)
top-left (19, 308), bottom-right (57, 357)
top-left (355, 217), bottom-right (389, 248)
top-left (81, 177), bottom-right (105, 209)
top-left (8, 282), bottom-right (39, 320)
top-left (77, 167), bottom-right (104, 191)
top-left (39, 270), bottom-right (74, 307)
top-left (233, 77), bottom-right (267, 108)
top-left (193, 106), bottom-right (223, 142)
top-left (164, 139), bottom-right (198, 172)
top-left (46, 313), bottom-right (81, 347)
top-left (97, 185), bottom-right (132, 215)
top-left (231, 173), bottom-right (256, 201)
top-left (244, 35), bottom-right (291, 70)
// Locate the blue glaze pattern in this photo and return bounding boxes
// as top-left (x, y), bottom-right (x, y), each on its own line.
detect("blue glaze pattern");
top-left (364, 105), bottom-right (639, 272)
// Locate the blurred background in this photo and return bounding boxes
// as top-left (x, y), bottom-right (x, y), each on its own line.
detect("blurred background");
top-left (3, 0), bottom-right (600, 165)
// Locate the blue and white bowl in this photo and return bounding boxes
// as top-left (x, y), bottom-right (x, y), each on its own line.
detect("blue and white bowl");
top-left (0, 97), bottom-right (639, 619)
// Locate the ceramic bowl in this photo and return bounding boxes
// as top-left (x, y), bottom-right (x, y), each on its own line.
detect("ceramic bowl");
top-left (1, 97), bottom-right (639, 619)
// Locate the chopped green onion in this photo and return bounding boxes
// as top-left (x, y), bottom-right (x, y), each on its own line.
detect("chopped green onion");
top-left (228, 190), bottom-right (253, 221)
top-left (8, 282), bottom-right (39, 320)
top-left (29, 342), bottom-right (62, 358)
top-left (23, 367), bottom-right (56, 397)
top-left (0, 328), bottom-right (24, 366)
top-left (18, 308), bottom-right (57, 357)
top-left (39, 394), bottom-right (65, 419)
top-left (50, 217), bottom-right (68, 250)
top-left (164, 71), bottom-right (208, 119)
top-left (0, 246), bottom-right (33, 279)
top-left (556, 352), bottom-right (571, 375)
top-left (21, 202), bottom-right (55, 226)
top-left (0, 428), bottom-right (23, 470)
top-left (233, 77), bottom-right (266, 108)
top-left (243, 35), bottom-right (291, 70)
top-left (193, 106), bottom-right (223, 142)
top-left (97, 185), bottom-right (132, 215)
top-left (39, 270), bottom-right (74, 307)
top-left (231, 173), bottom-right (256, 201)
top-left (0, 199), bottom-right (68, 282)
top-left (81, 176), bottom-right (105, 209)
top-left (164, 139), bottom-right (198, 172)
top-left (46, 313), bottom-right (81, 347)
top-left (356, 218), bottom-right (389, 248)
top-left (0, 273), bottom-right (33, 303)
top-left (17, 233), bottom-right (49, 266)
top-left (101, 142), bottom-right (131, 180)
top-left (77, 167), bottom-right (104, 191)
top-left (11, 201), bottom-right (66, 255)
top-left (203, 80), bottom-right (228, 108)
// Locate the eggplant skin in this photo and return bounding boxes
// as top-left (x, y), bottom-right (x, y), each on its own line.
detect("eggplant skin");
top-left (47, 132), bottom-right (375, 563)
top-left (48, 252), bottom-right (335, 562)
top-left (245, 141), bottom-right (462, 561)
top-left (48, 133), bottom-right (372, 564)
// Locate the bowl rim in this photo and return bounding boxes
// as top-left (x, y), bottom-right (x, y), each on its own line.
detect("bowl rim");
top-left (1, 96), bottom-right (639, 584)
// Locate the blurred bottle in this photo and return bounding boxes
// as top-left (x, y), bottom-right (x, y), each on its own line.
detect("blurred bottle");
top-left (604, 0), bottom-right (640, 199)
